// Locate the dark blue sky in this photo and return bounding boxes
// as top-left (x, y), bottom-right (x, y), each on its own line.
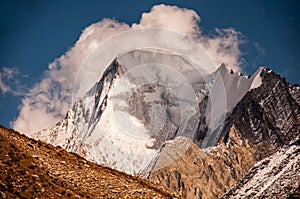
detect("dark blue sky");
top-left (0, 0), bottom-right (299, 128)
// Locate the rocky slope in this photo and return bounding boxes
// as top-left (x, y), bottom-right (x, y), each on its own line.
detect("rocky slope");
top-left (0, 125), bottom-right (179, 199)
top-left (221, 141), bottom-right (300, 198)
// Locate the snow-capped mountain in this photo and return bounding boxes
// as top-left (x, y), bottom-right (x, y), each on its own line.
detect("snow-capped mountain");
top-left (32, 50), bottom-right (264, 175)
top-left (31, 49), bottom-right (300, 198)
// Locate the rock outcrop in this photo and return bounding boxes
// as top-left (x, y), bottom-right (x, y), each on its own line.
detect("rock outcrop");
top-left (147, 126), bottom-right (259, 199)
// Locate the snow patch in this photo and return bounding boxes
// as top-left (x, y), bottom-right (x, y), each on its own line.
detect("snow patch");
top-left (250, 67), bottom-right (263, 90)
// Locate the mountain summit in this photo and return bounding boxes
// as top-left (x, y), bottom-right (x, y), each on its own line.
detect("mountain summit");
top-left (32, 50), bottom-right (263, 174)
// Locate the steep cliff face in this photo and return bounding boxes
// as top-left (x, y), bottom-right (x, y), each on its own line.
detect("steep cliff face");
top-left (195, 64), bottom-right (264, 148)
top-left (147, 126), bottom-right (259, 199)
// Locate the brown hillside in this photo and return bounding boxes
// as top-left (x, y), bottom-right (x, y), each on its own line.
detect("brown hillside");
top-left (0, 125), bottom-right (179, 199)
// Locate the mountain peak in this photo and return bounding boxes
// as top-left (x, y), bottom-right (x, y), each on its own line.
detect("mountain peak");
top-left (30, 50), bottom-right (300, 199)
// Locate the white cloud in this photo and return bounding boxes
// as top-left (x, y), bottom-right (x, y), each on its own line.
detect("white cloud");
top-left (0, 75), bottom-right (11, 94)
top-left (133, 5), bottom-right (243, 72)
top-left (0, 67), bottom-right (25, 96)
top-left (11, 4), bottom-right (245, 134)
top-left (200, 28), bottom-right (244, 72)
top-left (132, 4), bottom-right (200, 36)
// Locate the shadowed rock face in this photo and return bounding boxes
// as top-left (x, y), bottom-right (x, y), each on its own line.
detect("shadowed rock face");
top-left (128, 83), bottom-right (181, 149)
